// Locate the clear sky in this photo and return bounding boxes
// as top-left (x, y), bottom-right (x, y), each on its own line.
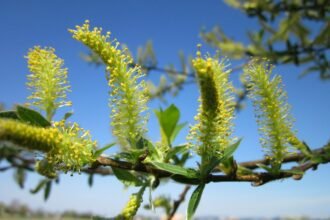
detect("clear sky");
top-left (0, 0), bottom-right (330, 218)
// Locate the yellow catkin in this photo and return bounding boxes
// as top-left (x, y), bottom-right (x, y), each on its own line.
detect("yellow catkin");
top-left (0, 118), bottom-right (57, 152)
top-left (69, 20), bottom-right (148, 149)
top-left (244, 60), bottom-right (299, 167)
top-left (0, 119), bottom-right (96, 174)
top-left (188, 50), bottom-right (235, 166)
top-left (117, 186), bottom-right (145, 220)
top-left (26, 46), bottom-right (72, 120)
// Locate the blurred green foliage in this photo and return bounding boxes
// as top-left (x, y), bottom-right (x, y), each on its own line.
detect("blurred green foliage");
top-left (203, 0), bottom-right (329, 79)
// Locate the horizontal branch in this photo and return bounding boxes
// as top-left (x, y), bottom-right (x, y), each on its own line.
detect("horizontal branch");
top-left (240, 147), bottom-right (327, 169)
top-left (93, 145), bottom-right (330, 186)
top-left (2, 143), bottom-right (329, 186)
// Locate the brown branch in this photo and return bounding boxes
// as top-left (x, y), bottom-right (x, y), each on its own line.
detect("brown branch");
top-left (95, 157), bottom-right (171, 177)
top-left (167, 185), bottom-right (191, 220)
top-left (2, 144), bottom-right (329, 187)
top-left (239, 147), bottom-right (326, 170)
top-left (141, 64), bottom-right (195, 78)
top-left (94, 145), bottom-right (330, 186)
top-left (82, 167), bottom-right (113, 176)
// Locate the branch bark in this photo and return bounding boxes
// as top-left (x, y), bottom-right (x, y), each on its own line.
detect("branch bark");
top-left (167, 185), bottom-right (191, 220)
top-left (93, 145), bottom-right (330, 186)
top-left (2, 144), bottom-right (329, 187)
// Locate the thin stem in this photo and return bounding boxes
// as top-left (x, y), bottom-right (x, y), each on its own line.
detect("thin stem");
top-left (167, 185), bottom-right (191, 220)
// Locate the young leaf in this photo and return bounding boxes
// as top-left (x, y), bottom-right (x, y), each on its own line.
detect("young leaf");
top-left (30, 179), bottom-right (48, 194)
top-left (165, 145), bottom-right (188, 161)
top-left (0, 111), bottom-right (19, 120)
top-left (145, 139), bottom-right (161, 161)
top-left (14, 168), bottom-right (26, 189)
top-left (112, 167), bottom-right (143, 187)
top-left (44, 181), bottom-right (52, 201)
top-left (222, 139), bottom-right (242, 160)
top-left (136, 137), bottom-right (155, 154)
top-left (63, 111), bottom-right (73, 121)
top-left (256, 163), bottom-right (274, 173)
top-left (237, 165), bottom-right (254, 175)
top-left (149, 176), bottom-right (156, 211)
top-left (150, 161), bottom-right (197, 178)
top-left (202, 140), bottom-right (241, 176)
top-left (203, 156), bottom-right (223, 177)
top-left (171, 122), bottom-right (187, 143)
top-left (154, 104), bottom-right (180, 144)
top-left (187, 183), bottom-right (205, 220)
top-left (178, 151), bottom-right (191, 166)
top-left (16, 105), bottom-right (51, 127)
top-left (94, 143), bottom-right (115, 157)
top-left (88, 174), bottom-right (94, 187)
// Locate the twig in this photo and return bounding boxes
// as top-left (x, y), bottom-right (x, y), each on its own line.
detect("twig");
top-left (167, 185), bottom-right (191, 220)
top-left (0, 166), bottom-right (12, 171)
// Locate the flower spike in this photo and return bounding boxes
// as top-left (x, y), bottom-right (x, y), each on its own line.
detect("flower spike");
top-left (189, 48), bottom-right (235, 167)
top-left (69, 20), bottom-right (149, 149)
top-left (0, 119), bottom-right (96, 174)
top-left (26, 46), bottom-right (72, 120)
top-left (244, 60), bottom-right (301, 167)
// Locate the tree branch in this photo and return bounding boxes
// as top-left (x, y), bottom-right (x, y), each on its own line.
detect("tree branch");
top-left (2, 144), bottom-right (329, 187)
top-left (167, 185), bottom-right (191, 220)
top-left (93, 145), bottom-right (330, 186)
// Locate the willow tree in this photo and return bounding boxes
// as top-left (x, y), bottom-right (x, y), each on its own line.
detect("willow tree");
top-left (1, 20), bottom-right (329, 219)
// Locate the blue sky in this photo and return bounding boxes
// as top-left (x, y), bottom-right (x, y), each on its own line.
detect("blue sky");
top-left (0, 0), bottom-right (330, 218)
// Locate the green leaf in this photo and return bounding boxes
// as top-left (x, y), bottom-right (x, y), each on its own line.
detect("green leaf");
top-left (134, 137), bottom-right (160, 161)
top-left (237, 165), bottom-right (254, 175)
top-left (88, 174), bottom-right (94, 187)
top-left (222, 139), bottom-right (242, 160)
top-left (203, 156), bottom-right (223, 177)
top-left (16, 105), bottom-right (51, 127)
top-left (112, 167), bottom-right (143, 187)
top-left (178, 151), bottom-right (190, 166)
top-left (0, 111), bottom-right (19, 120)
top-left (149, 176), bottom-right (156, 211)
top-left (63, 111), bottom-right (73, 121)
top-left (44, 181), bottom-right (52, 201)
top-left (150, 161), bottom-right (197, 178)
top-left (115, 152), bottom-right (134, 161)
top-left (187, 183), bottom-right (205, 220)
top-left (165, 145), bottom-right (188, 161)
top-left (14, 168), bottom-right (26, 189)
top-left (145, 139), bottom-right (161, 161)
top-left (171, 122), bottom-right (187, 143)
top-left (154, 104), bottom-right (180, 144)
top-left (30, 179), bottom-right (48, 194)
top-left (202, 140), bottom-right (241, 177)
top-left (256, 163), bottom-right (274, 173)
top-left (135, 137), bottom-right (148, 149)
top-left (94, 143), bottom-right (115, 157)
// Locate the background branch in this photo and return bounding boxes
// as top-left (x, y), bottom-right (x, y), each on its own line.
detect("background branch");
top-left (167, 185), bottom-right (191, 220)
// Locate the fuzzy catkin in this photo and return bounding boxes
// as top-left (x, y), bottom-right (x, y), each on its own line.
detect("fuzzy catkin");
top-left (188, 51), bottom-right (235, 165)
top-left (26, 46), bottom-right (72, 120)
top-left (0, 119), bottom-right (96, 173)
top-left (0, 118), bottom-right (56, 152)
top-left (244, 60), bottom-right (298, 166)
top-left (117, 187), bottom-right (145, 220)
top-left (69, 20), bottom-right (149, 150)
